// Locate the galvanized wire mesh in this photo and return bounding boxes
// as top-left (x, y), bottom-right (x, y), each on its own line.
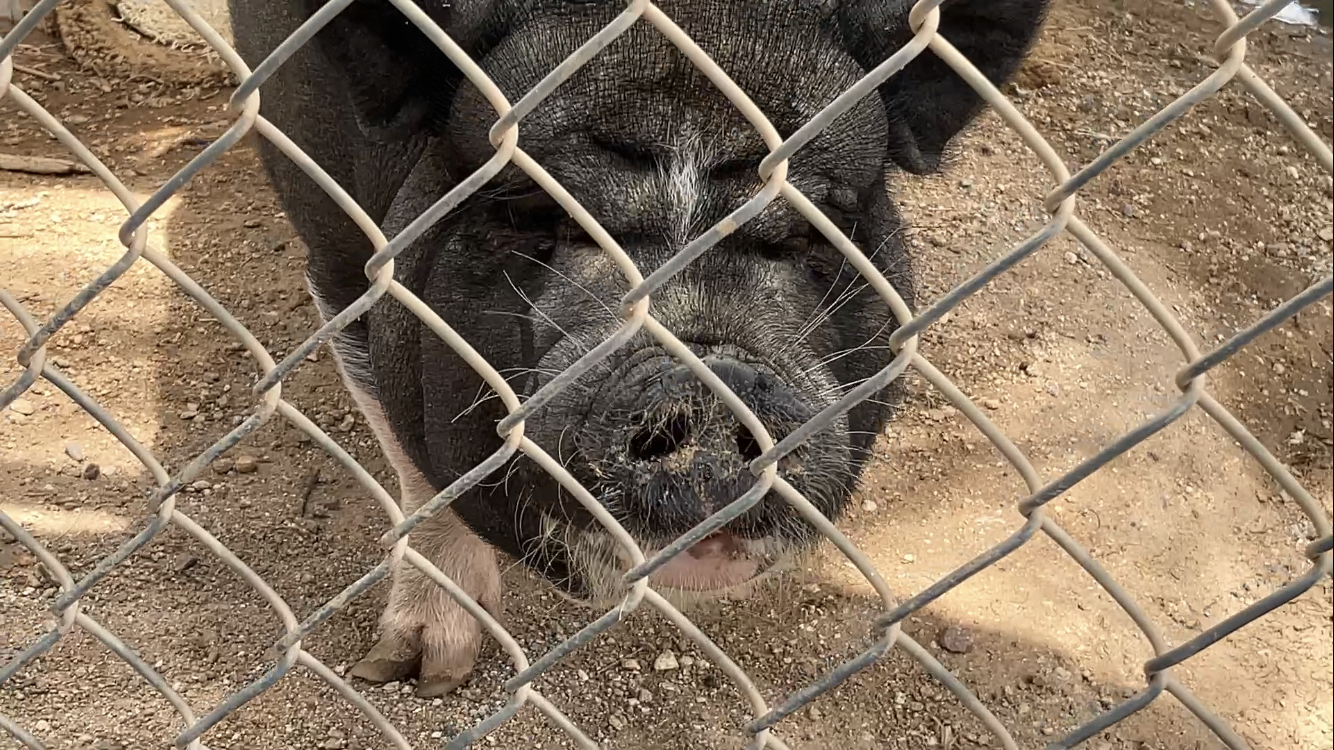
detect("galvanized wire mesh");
top-left (2, 0), bottom-right (1331, 748)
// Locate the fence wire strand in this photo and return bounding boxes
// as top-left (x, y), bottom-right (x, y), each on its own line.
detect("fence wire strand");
top-left (2, 0), bottom-right (1332, 748)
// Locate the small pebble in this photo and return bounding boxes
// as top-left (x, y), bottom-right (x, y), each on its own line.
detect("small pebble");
top-left (940, 625), bottom-right (975, 654)
top-left (9, 399), bottom-right (36, 416)
top-left (653, 651), bottom-right (679, 671)
top-left (212, 457), bottom-right (234, 474)
top-left (235, 455), bottom-right (259, 474)
top-left (82, 463), bottom-right (101, 481)
top-left (622, 659), bottom-right (641, 672)
top-left (65, 442), bottom-right (85, 462)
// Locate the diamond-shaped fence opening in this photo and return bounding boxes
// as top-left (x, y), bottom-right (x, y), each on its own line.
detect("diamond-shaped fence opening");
top-left (2, 0), bottom-right (1331, 748)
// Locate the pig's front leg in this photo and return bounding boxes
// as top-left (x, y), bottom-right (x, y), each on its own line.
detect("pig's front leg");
top-left (344, 385), bottom-right (503, 697)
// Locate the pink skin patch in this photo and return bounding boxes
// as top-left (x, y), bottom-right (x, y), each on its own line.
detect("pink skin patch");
top-left (647, 532), bottom-right (763, 591)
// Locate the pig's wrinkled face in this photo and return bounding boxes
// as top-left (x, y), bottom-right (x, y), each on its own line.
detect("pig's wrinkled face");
top-left (424, 2), bottom-right (909, 602)
top-left (237, 0), bottom-right (1048, 693)
top-left (314, 0), bottom-right (1050, 606)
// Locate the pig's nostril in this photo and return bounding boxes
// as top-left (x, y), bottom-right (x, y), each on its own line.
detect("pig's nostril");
top-left (736, 426), bottom-right (764, 463)
top-left (630, 414), bottom-right (692, 461)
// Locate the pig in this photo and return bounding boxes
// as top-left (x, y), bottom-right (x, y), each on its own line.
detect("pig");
top-left (228, 0), bottom-right (1049, 696)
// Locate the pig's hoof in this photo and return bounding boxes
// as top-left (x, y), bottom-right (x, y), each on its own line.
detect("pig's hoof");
top-left (349, 604), bottom-right (486, 697)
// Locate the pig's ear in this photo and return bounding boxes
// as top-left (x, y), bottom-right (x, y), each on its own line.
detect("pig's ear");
top-left (301, 0), bottom-right (502, 140)
top-left (836, 0), bottom-right (1050, 174)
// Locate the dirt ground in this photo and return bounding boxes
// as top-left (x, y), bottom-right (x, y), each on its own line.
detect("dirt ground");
top-left (2, 1), bottom-right (1332, 749)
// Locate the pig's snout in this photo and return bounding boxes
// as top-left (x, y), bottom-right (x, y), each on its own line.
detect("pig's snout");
top-left (628, 356), bottom-right (797, 464)
top-left (611, 354), bottom-right (814, 536)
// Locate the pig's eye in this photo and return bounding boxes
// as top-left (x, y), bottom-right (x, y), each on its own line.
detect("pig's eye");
top-left (510, 202), bottom-right (591, 245)
top-left (503, 190), bottom-right (595, 248)
top-left (504, 187), bottom-right (561, 220)
top-left (708, 157), bottom-right (758, 180)
top-left (505, 189), bottom-right (577, 227)
top-left (803, 246), bottom-right (844, 279)
top-left (528, 240), bottom-right (557, 265)
top-left (558, 217), bottom-right (595, 247)
top-left (591, 136), bottom-right (658, 170)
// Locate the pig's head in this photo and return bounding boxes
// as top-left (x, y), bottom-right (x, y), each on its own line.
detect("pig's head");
top-left (306, 0), bottom-right (1048, 605)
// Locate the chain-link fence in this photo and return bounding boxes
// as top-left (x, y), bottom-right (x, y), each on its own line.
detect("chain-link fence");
top-left (2, 0), bottom-right (1332, 748)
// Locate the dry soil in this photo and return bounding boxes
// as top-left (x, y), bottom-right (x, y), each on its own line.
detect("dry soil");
top-left (2, 1), bottom-right (1332, 749)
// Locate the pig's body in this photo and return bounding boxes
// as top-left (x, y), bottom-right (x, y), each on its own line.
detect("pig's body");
top-left (229, 0), bottom-right (1048, 696)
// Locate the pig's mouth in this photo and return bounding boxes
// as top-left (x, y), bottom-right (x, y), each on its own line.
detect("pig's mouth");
top-left (533, 511), bottom-right (798, 606)
top-left (639, 530), bottom-right (782, 593)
